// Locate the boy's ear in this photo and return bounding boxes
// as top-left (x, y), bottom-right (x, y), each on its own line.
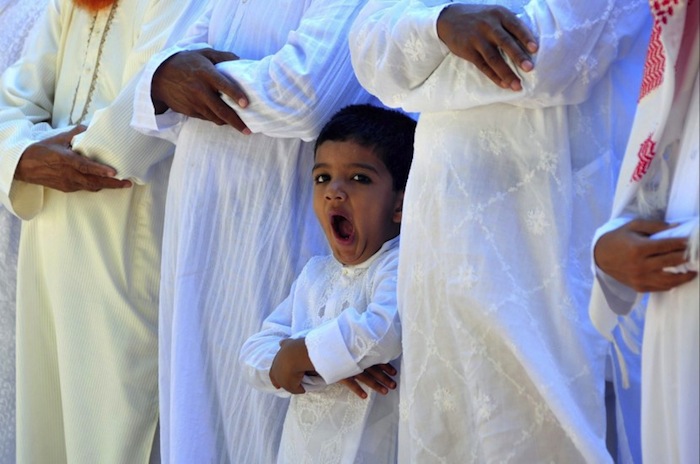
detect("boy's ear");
top-left (392, 190), bottom-right (404, 224)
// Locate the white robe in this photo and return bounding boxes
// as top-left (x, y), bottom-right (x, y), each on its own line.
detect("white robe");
top-left (0, 1), bottom-right (195, 462)
top-left (0, 1), bottom-right (47, 460)
top-left (590, 0), bottom-right (699, 460)
top-left (349, 0), bottom-right (650, 462)
top-left (132, 1), bottom-right (375, 462)
top-left (241, 237), bottom-right (401, 463)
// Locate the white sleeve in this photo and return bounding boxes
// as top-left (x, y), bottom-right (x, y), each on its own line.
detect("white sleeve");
top-left (239, 285), bottom-right (296, 398)
top-left (213, 0), bottom-right (371, 141)
top-left (71, 1), bottom-right (211, 184)
top-left (0, 0), bottom-right (65, 218)
top-left (591, 214), bottom-right (640, 316)
top-left (349, 0), bottom-right (650, 112)
top-left (305, 251), bottom-right (402, 385)
top-left (130, 4), bottom-right (214, 144)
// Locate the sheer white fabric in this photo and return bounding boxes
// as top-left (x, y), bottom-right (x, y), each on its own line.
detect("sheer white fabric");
top-left (349, 0), bottom-right (651, 462)
top-left (132, 1), bottom-right (376, 462)
top-left (241, 237), bottom-right (401, 463)
top-left (0, 1), bottom-right (48, 461)
top-left (0, 1), bottom-right (194, 462)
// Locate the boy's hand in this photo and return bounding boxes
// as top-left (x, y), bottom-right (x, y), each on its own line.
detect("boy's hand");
top-left (338, 363), bottom-right (397, 399)
top-left (269, 338), bottom-right (315, 394)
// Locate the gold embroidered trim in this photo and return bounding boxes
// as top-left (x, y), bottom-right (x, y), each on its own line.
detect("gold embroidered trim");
top-left (68, 1), bottom-right (120, 125)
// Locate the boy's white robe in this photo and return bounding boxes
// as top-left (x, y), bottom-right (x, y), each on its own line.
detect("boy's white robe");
top-left (241, 238), bottom-right (401, 463)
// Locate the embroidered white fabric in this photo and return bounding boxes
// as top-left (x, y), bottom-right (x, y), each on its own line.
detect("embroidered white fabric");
top-left (240, 238), bottom-right (401, 463)
top-left (0, 1), bottom-right (47, 461)
top-left (349, 0), bottom-right (651, 462)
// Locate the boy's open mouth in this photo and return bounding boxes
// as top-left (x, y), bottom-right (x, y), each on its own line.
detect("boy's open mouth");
top-left (331, 214), bottom-right (354, 242)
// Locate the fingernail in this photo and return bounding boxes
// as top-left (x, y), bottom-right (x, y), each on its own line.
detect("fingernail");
top-left (528, 42), bottom-right (538, 53)
top-left (238, 98), bottom-right (248, 108)
top-left (521, 60), bottom-right (533, 72)
top-left (242, 128), bottom-right (251, 135)
top-left (510, 80), bottom-right (522, 91)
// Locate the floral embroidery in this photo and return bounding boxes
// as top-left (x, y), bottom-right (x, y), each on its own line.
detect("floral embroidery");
top-left (457, 263), bottom-right (479, 289)
top-left (433, 387), bottom-right (457, 412)
top-left (474, 389), bottom-right (495, 422)
top-left (631, 134), bottom-right (657, 181)
top-left (478, 129), bottom-right (507, 156)
top-left (404, 35), bottom-right (426, 62)
top-left (525, 209), bottom-right (549, 235)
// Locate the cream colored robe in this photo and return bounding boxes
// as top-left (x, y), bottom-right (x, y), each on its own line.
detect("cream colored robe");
top-left (0, 1), bottom-right (48, 460)
top-left (0, 0), bottom-right (199, 462)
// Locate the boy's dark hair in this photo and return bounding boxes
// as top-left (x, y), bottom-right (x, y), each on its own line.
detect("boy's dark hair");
top-left (314, 104), bottom-right (416, 191)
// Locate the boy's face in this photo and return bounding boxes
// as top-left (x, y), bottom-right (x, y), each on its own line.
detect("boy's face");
top-left (313, 140), bottom-right (403, 266)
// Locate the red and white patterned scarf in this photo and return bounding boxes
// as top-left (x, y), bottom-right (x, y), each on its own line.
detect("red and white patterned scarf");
top-left (611, 0), bottom-right (698, 215)
top-left (590, 0), bottom-right (699, 386)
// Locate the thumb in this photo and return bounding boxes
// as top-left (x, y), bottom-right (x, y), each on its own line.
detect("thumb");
top-left (202, 48), bottom-right (239, 65)
top-left (54, 124), bottom-right (88, 147)
top-left (626, 218), bottom-right (675, 237)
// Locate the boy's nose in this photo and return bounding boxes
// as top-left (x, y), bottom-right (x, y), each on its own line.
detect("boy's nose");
top-left (325, 181), bottom-right (347, 200)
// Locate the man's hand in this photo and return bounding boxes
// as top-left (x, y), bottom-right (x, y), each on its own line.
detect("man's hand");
top-left (594, 219), bottom-right (697, 292)
top-left (437, 4), bottom-right (538, 91)
top-left (269, 338), bottom-right (315, 395)
top-left (338, 363), bottom-right (397, 399)
top-left (151, 48), bottom-right (250, 132)
top-left (14, 125), bottom-right (132, 193)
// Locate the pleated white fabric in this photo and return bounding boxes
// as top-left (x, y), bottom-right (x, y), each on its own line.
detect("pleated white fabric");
top-left (349, 0), bottom-right (651, 462)
top-left (0, 2), bottom-right (47, 460)
top-left (132, 1), bottom-right (377, 462)
top-left (0, 1), bottom-right (195, 462)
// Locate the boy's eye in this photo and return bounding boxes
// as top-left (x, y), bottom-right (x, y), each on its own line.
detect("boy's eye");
top-left (314, 173), bottom-right (330, 184)
top-left (352, 174), bottom-right (371, 184)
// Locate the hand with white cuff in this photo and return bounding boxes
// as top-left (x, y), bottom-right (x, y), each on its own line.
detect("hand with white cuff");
top-left (594, 218), bottom-right (697, 293)
top-left (437, 4), bottom-right (538, 91)
top-left (150, 48), bottom-right (249, 132)
top-left (15, 125), bottom-right (132, 193)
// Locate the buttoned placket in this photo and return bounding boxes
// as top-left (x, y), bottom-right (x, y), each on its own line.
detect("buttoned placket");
top-left (69, 6), bottom-right (116, 125)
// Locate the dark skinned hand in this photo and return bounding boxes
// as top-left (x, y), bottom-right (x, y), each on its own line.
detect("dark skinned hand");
top-left (269, 338), bottom-right (315, 395)
top-left (150, 48), bottom-right (250, 132)
top-left (594, 219), bottom-right (697, 293)
top-left (338, 363), bottom-right (397, 399)
top-left (14, 125), bottom-right (132, 193)
top-left (437, 4), bottom-right (538, 91)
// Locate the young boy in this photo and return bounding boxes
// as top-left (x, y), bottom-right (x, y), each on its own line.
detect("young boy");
top-left (240, 104), bottom-right (416, 463)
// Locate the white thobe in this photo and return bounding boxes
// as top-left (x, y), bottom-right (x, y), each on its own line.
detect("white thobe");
top-left (241, 237), bottom-right (401, 463)
top-left (350, 0), bottom-right (650, 462)
top-left (591, 2), bottom-right (699, 458)
top-left (132, 1), bottom-right (375, 462)
top-left (0, 1), bottom-right (47, 460)
top-left (0, 1), bottom-right (196, 462)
